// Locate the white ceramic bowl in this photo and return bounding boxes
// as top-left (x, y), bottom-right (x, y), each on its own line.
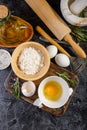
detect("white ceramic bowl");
top-left (60, 0), bottom-right (87, 26)
top-left (38, 76), bottom-right (73, 108)
top-left (0, 49), bottom-right (11, 70)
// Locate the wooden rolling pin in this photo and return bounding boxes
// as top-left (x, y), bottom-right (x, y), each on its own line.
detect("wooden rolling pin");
top-left (25, 0), bottom-right (86, 58)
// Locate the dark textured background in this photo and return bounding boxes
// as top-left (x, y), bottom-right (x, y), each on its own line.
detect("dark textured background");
top-left (0, 0), bottom-right (87, 130)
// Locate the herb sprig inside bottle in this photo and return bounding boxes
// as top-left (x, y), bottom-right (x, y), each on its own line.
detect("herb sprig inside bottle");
top-left (0, 5), bottom-right (11, 27)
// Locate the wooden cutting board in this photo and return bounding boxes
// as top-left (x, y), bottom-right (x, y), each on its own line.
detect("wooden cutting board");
top-left (4, 62), bottom-right (79, 116)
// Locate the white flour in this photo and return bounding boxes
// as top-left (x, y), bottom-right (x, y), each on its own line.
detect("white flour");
top-left (18, 47), bottom-right (44, 75)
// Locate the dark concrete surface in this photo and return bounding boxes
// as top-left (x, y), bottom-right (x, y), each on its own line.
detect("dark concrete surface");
top-left (0, 0), bottom-right (87, 130)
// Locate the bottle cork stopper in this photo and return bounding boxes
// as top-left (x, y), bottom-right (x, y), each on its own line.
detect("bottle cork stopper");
top-left (0, 5), bottom-right (8, 19)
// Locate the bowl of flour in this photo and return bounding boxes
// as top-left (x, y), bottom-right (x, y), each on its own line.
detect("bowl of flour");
top-left (11, 41), bottom-right (50, 81)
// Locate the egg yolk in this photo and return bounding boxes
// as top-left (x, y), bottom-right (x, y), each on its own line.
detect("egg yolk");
top-left (44, 85), bottom-right (58, 96)
top-left (43, 81), bottom-right (62, 101)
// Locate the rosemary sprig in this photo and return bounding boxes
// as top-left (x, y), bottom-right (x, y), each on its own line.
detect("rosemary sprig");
top-left (70, 25), bottom-right (87, 42)
top-left (79, 10), bottom-right (85, 17)
top-left (12, 77), bottom-right (21, 99)
top-left (58, 72), bottom-right (78, 87)
top-left (79, 9), bottom-right (87, 17)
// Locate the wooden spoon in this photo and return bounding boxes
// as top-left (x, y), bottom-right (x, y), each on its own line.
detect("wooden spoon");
top-left (36, 26), bottom-right (70, 57)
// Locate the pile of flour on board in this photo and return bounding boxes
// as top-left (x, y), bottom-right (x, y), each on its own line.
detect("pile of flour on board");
top-left (18, 47), bottom-right (44, 75)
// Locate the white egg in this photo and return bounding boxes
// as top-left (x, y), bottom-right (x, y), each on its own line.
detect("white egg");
top-left (55, 53), bottom-right (70, 67)
top-left (46, 45), bottom-right (58, 59)
top-left (21, 81), bottom-right (36, 97)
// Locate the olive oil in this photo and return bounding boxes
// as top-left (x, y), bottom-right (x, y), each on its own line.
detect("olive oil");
top-left (0, 5), bottom-right (33, 47)
top-left (43, 80), bottom-right (63, 101)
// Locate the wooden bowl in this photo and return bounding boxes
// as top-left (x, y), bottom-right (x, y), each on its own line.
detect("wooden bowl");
top-left (11, 41), bottom-right (50, 81)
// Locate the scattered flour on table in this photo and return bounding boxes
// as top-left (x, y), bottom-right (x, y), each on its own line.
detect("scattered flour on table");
top-left (18, 47), bottom-right (44, 75)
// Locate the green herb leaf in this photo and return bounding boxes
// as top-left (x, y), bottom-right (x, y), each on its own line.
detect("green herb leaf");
top-left (69, 25), bottom-right (87, 42)
top-left (12, 77), bottom-right (21, 99)
top-left (79, 10), bottom-right (85, 17)
top-left (58, 72), bottom-right (78, 87)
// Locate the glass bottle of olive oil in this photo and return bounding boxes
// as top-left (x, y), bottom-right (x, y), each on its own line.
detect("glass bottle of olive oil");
top-left (0, 5), bottom-right (33, 47)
